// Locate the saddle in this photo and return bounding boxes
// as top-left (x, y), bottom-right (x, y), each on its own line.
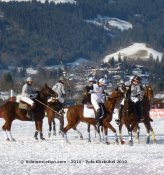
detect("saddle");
top-left (19, 101), bottom-right (28, 110)
top-left (83, 103), bottom-right (105, 119)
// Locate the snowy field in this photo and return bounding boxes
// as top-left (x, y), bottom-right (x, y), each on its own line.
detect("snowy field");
top-left (0, 115), bottom-right (164, 175)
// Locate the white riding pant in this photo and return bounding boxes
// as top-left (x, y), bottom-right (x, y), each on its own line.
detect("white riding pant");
top-left (91, 98), bottom-right (100, 111)
top-left (21, 96), bottom-right (34, 106)
top-left (120, 98), bottom-right (125, 105)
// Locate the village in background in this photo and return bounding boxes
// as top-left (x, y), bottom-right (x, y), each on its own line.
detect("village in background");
top-left (0, 54), bottom-right (163, 108)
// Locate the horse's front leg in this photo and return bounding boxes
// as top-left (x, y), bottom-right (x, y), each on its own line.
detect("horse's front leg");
top-left (103, 127), bottom-right (110, 145)
top-left (59, 115), bottom-right (64, 137)
top-left (52, 119), bottom-right (56, 136)
top-left (133, 125), bottom-right (140, 143)
top-left (119, 123), bottom-right (125, 144)
top-left (143, 120), bottom-right (151, 144)
top-left (48, 120), bottom-right (52, 138)
top-left (150, 124), bottom-right (156, 144)
top-left (73, 127), bottom-right (83, 140)
top-left (104, 121), bottom-right (119, 144)
top-left (125, 123), bottom-right (133, 146)
top-left (34, 121), bottom-right (39, 140)
top-left (35, 121), bottom-right (45, 140)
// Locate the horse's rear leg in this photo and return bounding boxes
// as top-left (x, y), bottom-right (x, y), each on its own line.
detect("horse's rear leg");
top-left (2, 120), bottom-right (15, 141)
top-left (73, 127), bottom-right (83, 140)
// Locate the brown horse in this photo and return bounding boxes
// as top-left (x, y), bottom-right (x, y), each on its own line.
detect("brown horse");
top-left (63, 89), bottom-right (123, 144)
top-left (0, 84), bottom-right (56, 141)
top-left (46, 100), bottom-right (64, 138)
top-left (119, 84), bottom-right (156, 146)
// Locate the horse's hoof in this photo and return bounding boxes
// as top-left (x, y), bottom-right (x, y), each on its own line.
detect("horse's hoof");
top-left (146, 138), bottom-right (150, 144)
top-left (121, 140), bottom-right (125, 144)
top-left (48, 133), bottom-right (51, 138)
top-left (11, 138), bottom-right (16, 142)
top-left (105, 142), bottom-right (110, 145)
top-left (153, 140), bottom-right (157, 144)
top-left (80, 136), bottom-right (83, 140)
top-left (129, 140), bottom-right (133, 146)
top-left (88, 140), bottom-right (91, 143)
top-left (34, 137), bottom-right (38, 140)
top-left (6, 138), bottom-right (10, 141)
top-left (115, 141), bottom-right (119, 145)
top-left (53, 132), bottom-right (56, 136)
top-left (41, 137), bottom-right (45, 140)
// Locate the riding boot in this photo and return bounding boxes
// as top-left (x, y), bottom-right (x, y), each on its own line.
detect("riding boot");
top-left (26, 105), bottom-right (35, 121)
top-left (136, 102), bottom-right (144, 123)
top-left (115, 105), bottom-right (123, 125)
top-left (95, 109), bottom-right (102, 126)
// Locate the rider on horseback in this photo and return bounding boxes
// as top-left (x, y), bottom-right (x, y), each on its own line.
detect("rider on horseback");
top-left (82, 77), bottom-right (96, 104)
top-left (21, 77), bottom-right (37, 120)
top-left (115, 75), bottom-right (145, 125)
top-left (89, 78), bottom-right (106, 126)
top-left (52, 77), bottom-right (66, 106)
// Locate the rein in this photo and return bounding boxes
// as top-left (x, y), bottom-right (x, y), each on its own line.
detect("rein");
top-left (35, 99), bottom-right (62, 118)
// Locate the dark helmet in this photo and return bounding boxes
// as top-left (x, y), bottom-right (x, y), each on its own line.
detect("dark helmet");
top-left (132, 75), bottom-right (141, 82)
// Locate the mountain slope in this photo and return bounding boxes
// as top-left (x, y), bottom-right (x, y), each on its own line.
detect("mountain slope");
top-left (104, 43), bottom-right (163, 62)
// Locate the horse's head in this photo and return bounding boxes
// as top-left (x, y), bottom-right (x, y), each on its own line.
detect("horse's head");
top-left (109, 89), bottom-right (124, 100)
top-left (105, 89), bottom-right (124, 113)
top-left (144, 84), bottom-right (154, 101)
top-left (39, 83), bottom-right (58, 99)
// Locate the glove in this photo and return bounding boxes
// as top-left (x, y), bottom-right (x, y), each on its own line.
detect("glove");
top-left (89, 90), bottom-right (94, 94)
top-left (30, 93), bottom-right (37, 99)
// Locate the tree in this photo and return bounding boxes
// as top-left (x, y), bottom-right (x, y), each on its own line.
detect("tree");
top-left (0, 73), bottom-right (14, 90)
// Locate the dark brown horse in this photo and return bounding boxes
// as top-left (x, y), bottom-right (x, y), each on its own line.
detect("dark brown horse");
top-left (63, 89), bottom-right (123, 144)
top-left (0, 84), bottom-right (56, 141)
top-left (134, 84), bottom-right (156, 144)
top-left (119, 84), bottom-right (156, 146)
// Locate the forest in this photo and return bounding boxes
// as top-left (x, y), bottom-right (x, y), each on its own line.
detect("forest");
top-left (0, 0), bottom-right (163, 67)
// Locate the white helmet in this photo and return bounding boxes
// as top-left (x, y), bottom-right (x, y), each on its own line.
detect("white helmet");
top-left (120, 79), bottom-right (124, 84)
top-left (26, 77), bottom-right (33, 82)
top-left (129, 76), bottom-right (134, 81)
top-left (99, 78), bottom-right (106, 85)
top-left (89, 77), bottom-right (96, 82)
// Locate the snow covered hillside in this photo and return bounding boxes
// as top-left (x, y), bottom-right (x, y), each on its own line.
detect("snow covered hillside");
top-left (0, 0), bottom-right (76, 4)
top-left (0, 115), bottom-right (164, 175)
top-left (104, 43), bottom-right (163, 62)
top-left (86, 15), bottom-right (133, 32)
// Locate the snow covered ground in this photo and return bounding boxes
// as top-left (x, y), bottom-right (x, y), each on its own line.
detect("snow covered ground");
top-left (0, 113), bottom-right (164, 175)
top-left (86, 15), bottom-right (133, 32)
